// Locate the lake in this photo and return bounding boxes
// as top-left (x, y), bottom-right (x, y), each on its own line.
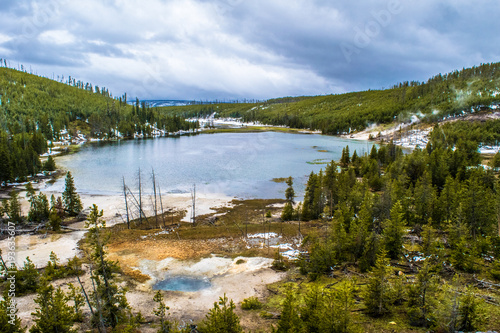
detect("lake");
top-left (49, 132), bottom-right (374, 199)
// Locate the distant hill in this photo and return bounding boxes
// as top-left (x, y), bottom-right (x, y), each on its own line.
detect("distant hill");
top-left (0, 67), bottom-right (197, 140)
top-left (0, 66), bottom-right (196, 183)
top-left (158, 62), bottom-right (500, 135)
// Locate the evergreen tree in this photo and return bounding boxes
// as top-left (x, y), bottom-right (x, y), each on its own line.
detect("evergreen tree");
top-left (312, 170), bottom-right (325, 218)
top-left (300, 285), bottom-right (322, 333)
top-left (331, 206), bottom-right (351, 262)
top-left (281, 176), bottom-right (295, 221)
top-left (369, 145), bottom-right (378, 160)
top-left (383, 201), bottom-right (407, 260)
top-left (406, 262), bottom-right (438, 327)
top-left (448, 218), bottom-right (478, 273)
top-left (0, 136), bottom-right (12, 184)
top-left (439, 176), bottom-right (460, 225)
top-left (30, 278), bottom-right (75, 333)
top-left (458, 286), bottom-right (485, 332)
top-left (62, 172), bottom-right (82, 216)
top-left (0, 290), bottom-right (25, 332)
top-left (340, 145), bottom-right (350, 168)
top-left (320, 283), bottom-right (354, 333)
top-left (198, 294), bottom-right (242, 333)
top-left (281, 203), bottom-right (294, 221)
top-left (43, 155), bottom-right (56, 172)
top-left (16, 257), bottom-right (39, 295)
top-left (433, 280), bottom-right (460, 333)
top-left (461, 171), bottom-right (496, 239)
top-left (323, 160), bottom-right (339, 216)
top-left (300, 283), bottom-right (355, 333)
top-left (285, 176), bottom-right (295, 204)
top-left (275, 284), bottom-right (303, 333)
top-left (350, 192), bottom-right (372, 260)
top-left (359, 231), bottom-right (382, 273)
top-left (489, 151), bottom-right (500, 170)
top-left (413, 171), bottom-right (437, 226)
top-left (85, 205), bottom-right (131, 330)
top-left (25, 182), bottom-right (35, 200)
top-left (363, 251), bottom-right (393, 317)
top-left (152, 291), bottom-right (174, 333)
top-left (26, 184), bottom-right (49, 222)
top-left (420, 224), bottom-right (438, 257)
top-left (6, 192), bottom-right (22, 224)
top-left (50, 195), bottom-right (65, 218)
top-left (351, 150), bottom-right (359, 164)
top-left (428, 147), bottom-right (449, 190)
top-left (302, 172), bottom-right (319, 220)
top-left (48, 207), bottom-right (61, 232)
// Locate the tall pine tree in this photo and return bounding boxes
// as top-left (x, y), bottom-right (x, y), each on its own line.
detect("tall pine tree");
top-left (62, 171), bottom-right (82, 216)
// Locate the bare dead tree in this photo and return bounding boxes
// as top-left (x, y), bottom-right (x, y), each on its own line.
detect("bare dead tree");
top-left (152, 168), bottom-right (159, 229)
top-left (123, 177), bottom-right (130, 229)
top-left (191, 183), bottom-right (196, 226)
top-left (76, 275), bottom-right (96, 325)
top-left (126, 186), bottom-right (150, 226)
top-left (138, 168), bottom-right (143, 225)
top-left (158, 183), bottom-right (166, 228)
top-left (89, 264), bottom-right (106, 333)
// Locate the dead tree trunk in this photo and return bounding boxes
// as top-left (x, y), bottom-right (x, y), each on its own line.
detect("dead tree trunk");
top-left (191, 184), bottom-right (196, 226)
top-left (138, 168), bottom-right (143, 225)
top-left (152, 169), bottom-right (158, 229)
top-left (158, 184), bottom-right (166, 228)
top-left (123, 177), bottom-right (130, 229)
top-left (126, 186), bottom-right (151, 226)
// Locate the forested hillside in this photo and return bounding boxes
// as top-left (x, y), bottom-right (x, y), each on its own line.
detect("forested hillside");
top-left (159, 62), bottom-right (500, 135)
top-left (0, 66), bottom-right (197, 183)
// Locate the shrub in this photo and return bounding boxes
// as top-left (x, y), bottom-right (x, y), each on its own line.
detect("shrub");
top-left (259, 311), bottom-right (274, 319)
top-left (241, 296), bottom-right (262, 310)
top-left (271, 250), bottom-right (290, 271)
top-left (198, 294), bottom-right (242, 333)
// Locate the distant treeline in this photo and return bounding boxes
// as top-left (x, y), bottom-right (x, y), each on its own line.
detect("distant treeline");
top-left (437, 118), bottom-right (500, 146)
top-left (159, 62), bottom-right (500, 136)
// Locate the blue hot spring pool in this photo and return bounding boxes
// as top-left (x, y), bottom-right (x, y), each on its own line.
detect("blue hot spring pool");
top-left (153, 276), bottom-right (212, 292)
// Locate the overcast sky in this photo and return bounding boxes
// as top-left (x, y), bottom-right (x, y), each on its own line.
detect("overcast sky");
top-left (0, 0), bottom-right (499, 100)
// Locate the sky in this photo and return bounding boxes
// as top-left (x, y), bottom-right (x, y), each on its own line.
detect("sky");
top-left (0, 0), bottom-right (499, 100)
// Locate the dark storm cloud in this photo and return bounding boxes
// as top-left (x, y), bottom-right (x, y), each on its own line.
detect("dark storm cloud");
top-left (0, 0), bottom-right (498, 99)
top-left (223, 0), bottom-right (500, 90)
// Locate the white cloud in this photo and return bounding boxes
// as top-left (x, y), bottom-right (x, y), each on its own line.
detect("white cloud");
top-left (38, 30), bottom-right (75, 45)
top-left (0, 33), bottom-right (12, 44)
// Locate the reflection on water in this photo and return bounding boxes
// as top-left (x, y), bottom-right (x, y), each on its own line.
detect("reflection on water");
top-left (49, 132), bottom-right (375, 199)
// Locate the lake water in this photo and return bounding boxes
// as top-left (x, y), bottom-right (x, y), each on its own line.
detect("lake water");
top-left (50, 132), bottom-right (374, 199)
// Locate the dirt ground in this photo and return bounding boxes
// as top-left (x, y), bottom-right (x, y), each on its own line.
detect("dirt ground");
top-left (126, 256), bottom-right (285, 329)
top-left (7, 230), bottom-right (286, 331)
top-left (103, 226), bottom-right (287, 330)
top-left (0, 189), bottom-right (289, 331)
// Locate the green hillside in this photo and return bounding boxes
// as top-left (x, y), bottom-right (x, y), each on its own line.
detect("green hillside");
top-left (0, 67), bottom-right (196, 183)
top-left (0, 67), bottom-right (196, 139)
top-left (158, 62), bottom-right (500, 134)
